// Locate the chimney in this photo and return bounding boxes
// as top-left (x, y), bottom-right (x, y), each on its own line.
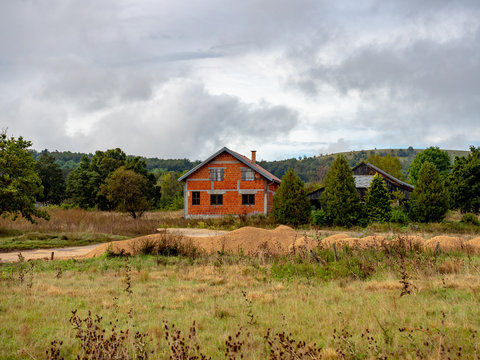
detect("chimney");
top-left (251, 150), bottom-right (256, 163)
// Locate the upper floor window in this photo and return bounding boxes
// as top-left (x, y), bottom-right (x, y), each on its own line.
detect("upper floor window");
top-left (210, 168), bottom-right (224, 181)
top-left (241, 168), bottom-right (255, 181)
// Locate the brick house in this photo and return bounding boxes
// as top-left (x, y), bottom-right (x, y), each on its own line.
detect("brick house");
top-left (178, 147), bottom-right (281, 218)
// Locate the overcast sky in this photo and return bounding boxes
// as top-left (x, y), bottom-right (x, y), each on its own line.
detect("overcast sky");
top-left (1, 0), bottom-right (479, 161)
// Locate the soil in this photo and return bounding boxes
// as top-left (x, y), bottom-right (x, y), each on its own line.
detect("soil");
top-left (424, 236), bottom-right (468, 252)
top-left (84, 225), bottom-right (302, 258)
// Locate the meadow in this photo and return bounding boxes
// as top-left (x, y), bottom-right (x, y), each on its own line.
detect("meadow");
top-left (2, 241), bottom-right (480, 359)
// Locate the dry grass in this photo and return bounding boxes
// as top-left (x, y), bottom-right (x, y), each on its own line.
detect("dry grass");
top-left (0, 208), bottom-right (175, 236)
top-left (2, 244), bottom-right (480, 358)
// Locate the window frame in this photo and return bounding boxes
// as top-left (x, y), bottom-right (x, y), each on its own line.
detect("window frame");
top-left (242, 194), bottom-right (255, 205)
top-left (210, 194), bottom-right (223, 205)
top-left (192, 191), bottom-right (200, 205)
top-left (241, 168), bottom-right (255, 181)
top-left (210, 168), bottom-right (224, 181)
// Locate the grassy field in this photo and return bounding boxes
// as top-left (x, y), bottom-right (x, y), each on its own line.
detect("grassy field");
top-left (2, 243), bottom-right (480, 359)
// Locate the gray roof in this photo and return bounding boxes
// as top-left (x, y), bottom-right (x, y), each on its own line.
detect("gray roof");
top-left (178, 147), bottom-right (281, 183)
top-left (354, 175), bottom-right (375, 188)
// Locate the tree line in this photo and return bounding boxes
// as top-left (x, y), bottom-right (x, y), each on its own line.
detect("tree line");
top-left (1, 132), bottom-right (185, 221)
top-left (272, 146), bottom-right (480, 226)
top-left (2, 130), bottom-right (479, 225)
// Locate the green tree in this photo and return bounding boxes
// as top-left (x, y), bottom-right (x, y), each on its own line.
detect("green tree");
top-left (366, 153), bottom-right (403, 179)
top-left (65, 156), bottom-right (101, 208)
top-left (364, 173), bottom-right (392, 223)
top-left (408, 146), bottom-right (451, 185)
top-left (99, 167), bottom-right (151, 218)
top-left (273, 169), bottom-right (311, 226)
top-left (409, 162), bottom-right (449, 223)
top-left (159, 172), bottom-right (183, 210)
top-left (321, 156), bottom-right (361, 227)
top-left (35, 153), bottom-right (65, 205)
top-left (449, 146), bottom-right (480, 213)
top-left (0, 132), bottom-right (49, 222)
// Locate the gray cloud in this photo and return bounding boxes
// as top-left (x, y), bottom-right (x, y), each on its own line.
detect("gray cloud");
top-left (1, 0), bottom-right (479, 159)
top-left (79, 80), bottom-right (299, 159)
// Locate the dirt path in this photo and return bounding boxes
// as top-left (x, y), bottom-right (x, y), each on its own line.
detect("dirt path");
top-left (0, 228), bottom-right (229, 263)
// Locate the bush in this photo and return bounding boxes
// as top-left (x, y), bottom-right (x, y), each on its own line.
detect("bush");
top-left (311, 210), bottom-right (327, 226)
top-left (461, 213), bottom-right (480, 226)
top-left (390, 208), bottom-right (409, 224)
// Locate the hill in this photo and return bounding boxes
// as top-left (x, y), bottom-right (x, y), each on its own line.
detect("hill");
top-left (31, 148), bottom-right (469, 183)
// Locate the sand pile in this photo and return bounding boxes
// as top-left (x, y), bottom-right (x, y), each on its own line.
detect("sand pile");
top-left (321, 235), bottom-right (386, 249)
top-left (321, 234), bottom-right (350, 247)
top-left (391, 235), bottom-right (425, 248)
top-left (424, 236), bottom-right (468, 252)
top-left (84, 226), bottom-right (300, 258)
top-left (468, 237), bottom-right (480, 253)
top-left (189, 225), bottom-right (299, 254)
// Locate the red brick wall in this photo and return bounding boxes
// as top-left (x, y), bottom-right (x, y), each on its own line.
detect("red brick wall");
top-left (184, 152), bottom-right (278, 217)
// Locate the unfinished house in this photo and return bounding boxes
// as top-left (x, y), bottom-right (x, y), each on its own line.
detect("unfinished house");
top-left (178, 147), bottom-right (281, 218)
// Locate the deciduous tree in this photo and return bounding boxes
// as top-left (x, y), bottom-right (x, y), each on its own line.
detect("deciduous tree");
top-left (408, 147), bottom-right (451, 185)
top-left (99, 167), bottom-right (151, 219)
top-left (449, 146), bottom-right (480, 214)
top-left (0, 132), bottom-right (49, 222)
top-left (35, 153), bottom-right (65, 205)
top-left (366, 153), bottom-right (403, 180)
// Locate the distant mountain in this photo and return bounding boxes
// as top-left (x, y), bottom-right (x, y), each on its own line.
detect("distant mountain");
top-left (31, 148), bottom-right (469, 183)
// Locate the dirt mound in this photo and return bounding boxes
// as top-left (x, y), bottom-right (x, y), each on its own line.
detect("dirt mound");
top-left (84, 226), bottom-right (300, 258)
top-left (468, 237), bottom-right (480, 252)
top-left (321, 234), bottom-right (350, 247)
top-left (424, 236), bottom-right (468, 252)
top-left (391, 235), bottom-right (425, 248)
top-left (322, 235), bottom-right (385, 249)
top-left (190, 225), bottom-right (298, 255)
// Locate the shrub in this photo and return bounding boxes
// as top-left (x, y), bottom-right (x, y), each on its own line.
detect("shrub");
top-left (390, 208), bottom-right (409, 224)
top-left (311, 209), bottom-right (327, 226)
top-left (461, 213), bottom-right (480, 226)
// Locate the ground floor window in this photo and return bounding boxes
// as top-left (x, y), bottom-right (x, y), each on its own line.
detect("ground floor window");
top-left (192, 191), bottom-right (200, 205)
top-left (210, 194), bottom-right (223, 205)
top-left (242, 194), bottom-right (255, 205)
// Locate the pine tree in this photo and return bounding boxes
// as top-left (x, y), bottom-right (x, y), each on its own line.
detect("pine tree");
top-left (409, 162), bottom-right (449, 222)
top-left (364, 173), bottom-right (392, 223)
top-left (273, 169), bottom-right (311, 226)
top-left (322, 155), bottom-right (361, 227)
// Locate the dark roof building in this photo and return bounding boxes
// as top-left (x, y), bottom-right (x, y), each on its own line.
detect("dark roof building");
top-left (308, 162), bottom-right (414, 208)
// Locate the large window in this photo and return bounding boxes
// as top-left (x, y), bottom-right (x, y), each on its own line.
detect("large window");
top-left (210, 168), bottom-right (224, 181)
top-left (241, 168), bottom-right (255, 181)
top-left (192, 191), bottom-right (200, 205)
top-left (242, 194), bottom-right (255, 205)
top-left (210, 194), bottom-right (223, 205)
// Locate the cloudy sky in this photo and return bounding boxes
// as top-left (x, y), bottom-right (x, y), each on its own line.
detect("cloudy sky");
top-left (1, 0), bottom-right (479, 161)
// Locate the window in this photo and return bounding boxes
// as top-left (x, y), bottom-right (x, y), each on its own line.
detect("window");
top-left (241, 168), bottom-right (255, 181)
top-left (192, 191), bottom-right (200, 205)
top-left (242, 194), bottom-right (255, 205)
top-left (210, 168), bottom-right (224, 181)
top-left (210, 194), bottom-right (223, 205)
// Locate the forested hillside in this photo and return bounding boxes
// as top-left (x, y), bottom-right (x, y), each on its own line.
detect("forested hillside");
top-left (31, 148), bottom-right (468, 183)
